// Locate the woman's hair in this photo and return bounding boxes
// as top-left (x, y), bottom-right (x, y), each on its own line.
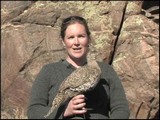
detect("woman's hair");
top-left (60, 16), bottom-right (91, 39)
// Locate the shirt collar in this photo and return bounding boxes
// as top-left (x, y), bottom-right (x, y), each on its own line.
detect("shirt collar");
top-left (61, 59), bottom-right (76, 69)
top-left (61, 59), bottom-right (87, 69)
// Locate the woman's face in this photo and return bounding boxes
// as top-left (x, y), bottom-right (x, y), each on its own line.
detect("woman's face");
top-left (63, 22), bottom-right (90, 60)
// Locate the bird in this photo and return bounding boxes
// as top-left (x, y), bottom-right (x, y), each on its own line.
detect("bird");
top-left (44, 59), bottom-right (101, 118)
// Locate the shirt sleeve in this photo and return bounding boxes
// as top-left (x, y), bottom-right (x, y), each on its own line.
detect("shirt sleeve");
top-left (27, 64), bottom-right (65, 119)
top-left (101, 63), bottom-right (130, 119)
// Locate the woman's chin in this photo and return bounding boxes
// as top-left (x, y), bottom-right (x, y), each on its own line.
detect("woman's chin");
top-left (71, 54), bottom-right (86, 60)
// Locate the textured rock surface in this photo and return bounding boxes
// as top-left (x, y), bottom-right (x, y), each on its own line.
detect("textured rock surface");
top-left (1, 1), bottom-right (159, 119)
top-left (112, 14), bottom-right (159, 119)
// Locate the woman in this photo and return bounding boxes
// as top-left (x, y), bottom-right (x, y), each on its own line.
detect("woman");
top-left (27, 16), bottom-right (130, 119)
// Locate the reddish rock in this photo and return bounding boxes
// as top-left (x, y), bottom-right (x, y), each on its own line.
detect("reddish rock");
top-left (1, 1), bottom-right (159, 119)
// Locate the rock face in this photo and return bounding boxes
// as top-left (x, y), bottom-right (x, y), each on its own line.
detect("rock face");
top-left (1, 1), bottom-right (159, 119)
top-left (113, 15), bottom-right (159, 119)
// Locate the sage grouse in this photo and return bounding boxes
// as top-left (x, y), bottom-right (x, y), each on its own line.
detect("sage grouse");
top-left (44, 60), bottom-right (101, 118)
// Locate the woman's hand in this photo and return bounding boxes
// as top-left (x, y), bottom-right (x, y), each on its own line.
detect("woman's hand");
top-left (63, 94), bottom-right (87, 117)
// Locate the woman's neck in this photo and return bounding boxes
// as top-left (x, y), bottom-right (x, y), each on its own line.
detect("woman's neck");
top-left (66, 57), bottom-right (87, 68)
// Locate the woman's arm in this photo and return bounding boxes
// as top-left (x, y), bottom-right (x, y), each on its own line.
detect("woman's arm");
top-left (27, 64), bottom-right (65, 119)
top-left (101, 63), bottom-right (130, 119)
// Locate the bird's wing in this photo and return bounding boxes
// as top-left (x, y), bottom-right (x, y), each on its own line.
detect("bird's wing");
top-left (58, 65), bottom-right (90, 91)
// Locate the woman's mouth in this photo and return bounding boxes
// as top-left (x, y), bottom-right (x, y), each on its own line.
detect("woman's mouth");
top-left (72, 47), bottom-right (82, 52)
top-left (73, 47), bottom-right (82, 50)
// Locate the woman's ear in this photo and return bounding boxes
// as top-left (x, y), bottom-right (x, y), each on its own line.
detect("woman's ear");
top-left (88, 37), bottom-right (91, 47)
top-left (61, 40), bottom-right (66, 47)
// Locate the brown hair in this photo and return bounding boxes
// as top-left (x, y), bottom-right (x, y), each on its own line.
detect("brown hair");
top-left (60, 16), bottom-right (91, 40)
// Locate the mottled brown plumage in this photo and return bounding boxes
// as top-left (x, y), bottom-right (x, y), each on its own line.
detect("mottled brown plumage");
top-left (44, 60), bottom-right (101, 118)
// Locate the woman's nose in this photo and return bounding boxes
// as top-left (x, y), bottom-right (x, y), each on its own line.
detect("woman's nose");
top-left (74, 37), bottom-right (80, 45)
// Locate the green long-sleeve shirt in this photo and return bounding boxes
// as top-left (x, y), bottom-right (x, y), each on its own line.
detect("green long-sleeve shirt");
top-left (27, 59), bottom-right (130, 119)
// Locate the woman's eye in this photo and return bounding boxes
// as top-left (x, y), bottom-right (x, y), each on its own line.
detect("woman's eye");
top-left (68, 36), bottom-right (74, 39)
top-left (79, 35), bottom-right (85, 38)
